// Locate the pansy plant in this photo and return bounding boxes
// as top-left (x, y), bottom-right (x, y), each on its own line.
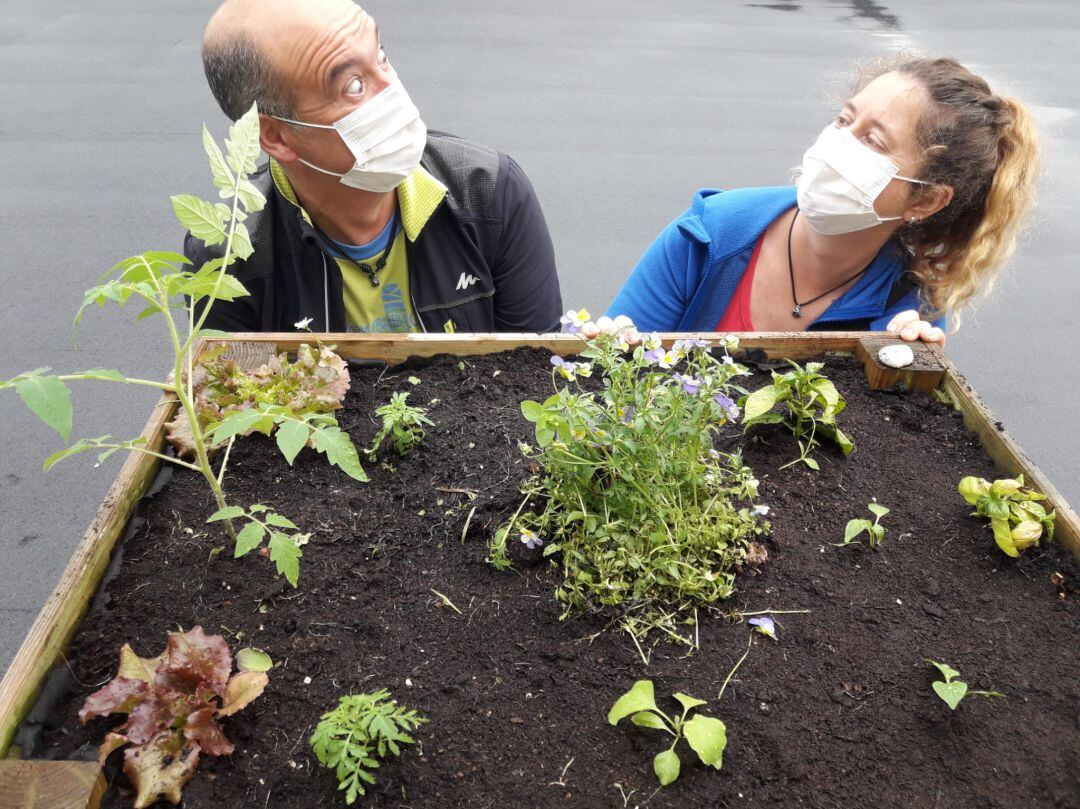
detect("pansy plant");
top-left (501, 322), bottom-right (769, 650)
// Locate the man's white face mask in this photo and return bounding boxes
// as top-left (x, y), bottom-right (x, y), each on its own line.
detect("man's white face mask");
top-left (273, 78), bottom-right (427, 193)
top-left (796, 124), bottom-right (929, 236)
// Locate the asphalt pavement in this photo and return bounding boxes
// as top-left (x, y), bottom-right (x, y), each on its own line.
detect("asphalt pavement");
top-left (1, 0), bottom-right (1078, 675)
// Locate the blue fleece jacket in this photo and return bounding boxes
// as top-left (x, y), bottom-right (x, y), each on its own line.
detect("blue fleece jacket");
top-left (606, 186), bottom-right (941, 332)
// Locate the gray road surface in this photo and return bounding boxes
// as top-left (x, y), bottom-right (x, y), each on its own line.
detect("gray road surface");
top-left (1, 0), bottom-right (1078, 675)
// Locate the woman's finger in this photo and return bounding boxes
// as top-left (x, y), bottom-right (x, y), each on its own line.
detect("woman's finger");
top-left (887, 310), bottom-right (920, 333)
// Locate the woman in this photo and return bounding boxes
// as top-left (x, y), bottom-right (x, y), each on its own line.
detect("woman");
top-left (604, 57), bottom-right (1039, 345)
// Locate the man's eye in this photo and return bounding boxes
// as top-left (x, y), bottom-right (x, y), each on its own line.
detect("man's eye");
top-left (345, 77), bottom-right (364, 95)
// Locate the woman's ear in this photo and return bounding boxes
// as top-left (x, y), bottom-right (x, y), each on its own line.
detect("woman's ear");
top-left (907, 183), bottom-right (954, 222)
top-left (259, 114), bottom-right (300, 163)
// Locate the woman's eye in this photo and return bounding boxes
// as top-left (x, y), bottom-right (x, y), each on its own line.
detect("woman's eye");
top-left (345, 77), bottom-right (364, 96)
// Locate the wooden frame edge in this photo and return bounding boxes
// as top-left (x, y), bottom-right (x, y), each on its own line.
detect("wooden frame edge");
top-left (0, 394), bottom-right (177, 757)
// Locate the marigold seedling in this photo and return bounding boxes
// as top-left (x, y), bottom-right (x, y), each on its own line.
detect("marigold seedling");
top-left (834, 502), bottom-right (889, 549)
top-left (741, 360), bottom-right (854, 470)
top-left (958, 475), bottom-right (1055, 557)
top-left (925, 659), bottom-right (1005, 710)
top-left (367, 391), bottom-right (434, 459)
top-left (79, 627), bottom-right (267, 809)
top-left (310, 690), bottom-right (427, 804)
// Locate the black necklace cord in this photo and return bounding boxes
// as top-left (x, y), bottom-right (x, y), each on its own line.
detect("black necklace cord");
top-left (787, 209), bottom-right (873, 318)
top-left (319, 206), bottom-right (401, 288)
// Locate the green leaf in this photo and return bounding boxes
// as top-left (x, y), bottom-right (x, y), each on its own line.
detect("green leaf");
top-left (13, 371), bottom-right (72, 441)
top-left (608, 680), bottom-right (658, 725)
top-left (203, 123), bottom-right (235, 193)
top-left (867, 503), bottom-right (889, 519)
top-left (265, 513), bottom-right (298, 530)
top-left (933, 679), bottom-right (968, 710)
top-left (312, 426), bottom-right (368, 482)
top-left (991, 517), bottom-right (1019, 557)
top-left (926, 659), bottom-right (961, 682)
top-left (207, 505), bottom-right (245, 522)
top-left (268, 532), bottom-right (302, 587)
top-left (171, 194), bottom-right (228, 245)
top-left (234, 178), bottom-right (267, 213)
top-left (225, 103), bottom-right (263, 177)
top-left (275, 420), bottom-right (309, 465)
top-left (234, 521), bottom-right (265, 557)
top-left (231, 221), bottom-right (255, 261)
top-left (958, 476), bottom-right (990, 506)
top-left (683, 714), bottom-right (727, 769)
top-left (43, 438), bottom-right (100, 471)
top-left (520, 401), bottom-right (546, 423)
top-left (236, 647), bottom-right (274, 673)
top-left (742, 385), bottom-right (779, 422)
top-left (629, 711), bottom-right (668, 730)
top-left (209, 408), bottom-right (271, 442)
top-left (672, 693), bottom-right (707, 713)
top-left (653, 748), bottom-right (681, 786)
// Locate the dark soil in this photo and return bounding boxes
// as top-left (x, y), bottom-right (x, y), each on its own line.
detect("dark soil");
top-left (36, 348), bottom-right (1080, 809)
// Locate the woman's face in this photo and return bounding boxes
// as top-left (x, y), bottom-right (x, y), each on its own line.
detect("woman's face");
top-left (835, 71), bottom-right (932, 220)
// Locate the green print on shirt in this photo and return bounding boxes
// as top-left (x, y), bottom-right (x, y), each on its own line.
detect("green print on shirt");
top-left (348, 283), bottom-right (419, 334)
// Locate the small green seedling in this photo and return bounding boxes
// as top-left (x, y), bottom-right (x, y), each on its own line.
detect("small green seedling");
top-left (367, 392), bottom-right (434, 459)
top-left (834, 503), bottom-right (889, 549)
top-left (741, 361), bottom-right (854, 470)
top-left (310, 690), bottom-right (427, 804)
top-left (959, 475), bottom-right (1056, 557)
top-left (608, 681), bottom-right (727, 786)
top-left (926, 660), bottom-right (1005, 710)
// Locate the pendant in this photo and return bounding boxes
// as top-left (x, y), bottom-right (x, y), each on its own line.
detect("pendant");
top-left (792, 305), bottom-right (802, 318)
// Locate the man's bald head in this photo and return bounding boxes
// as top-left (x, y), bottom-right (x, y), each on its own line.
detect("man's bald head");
top-left (202, 0), bottom-right (370, 121)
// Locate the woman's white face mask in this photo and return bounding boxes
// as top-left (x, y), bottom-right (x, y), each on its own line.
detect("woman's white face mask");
top-left (273, 78), bottom-right (427, 193)
top-left (796, 124), bottom-right (929, 236)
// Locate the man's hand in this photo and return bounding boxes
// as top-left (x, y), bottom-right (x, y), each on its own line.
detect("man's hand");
top-left (886, 310), bottom-right (946, 346)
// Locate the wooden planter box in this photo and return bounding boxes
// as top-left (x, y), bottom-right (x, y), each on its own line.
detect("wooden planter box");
top-left (1, 332), bottom-right (1077, 807)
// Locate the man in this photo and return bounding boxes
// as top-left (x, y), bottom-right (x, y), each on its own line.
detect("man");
top-left (191, 0), bottom-right (562, 333)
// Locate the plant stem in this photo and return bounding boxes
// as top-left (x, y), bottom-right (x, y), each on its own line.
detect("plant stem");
top-left (717, 633), bottom-right (754, 702)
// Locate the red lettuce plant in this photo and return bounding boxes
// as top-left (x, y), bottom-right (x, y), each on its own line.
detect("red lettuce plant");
top-left (79, 626), bottom-right (268, 808)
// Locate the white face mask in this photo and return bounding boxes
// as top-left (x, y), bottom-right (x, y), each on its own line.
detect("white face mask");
top-left (796, 124), bottom-right (928, 236)
top-left (273, 78), bottom-right (428, 193)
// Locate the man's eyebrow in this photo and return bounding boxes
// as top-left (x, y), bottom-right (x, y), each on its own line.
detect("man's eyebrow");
top-left (325, 24), bottom-right (381, 89)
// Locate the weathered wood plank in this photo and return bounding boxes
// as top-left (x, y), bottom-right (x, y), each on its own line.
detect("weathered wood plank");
top-left (0, 760), bottom-right (104, 809)
top-left (855, 335), bottom-right (945, 393)
top-left (0, 390), bottom-right (176, 757)
top-left (208, 331), bottom-right (865, 363)
top-left (936, 349), bottom-right (1080, 559)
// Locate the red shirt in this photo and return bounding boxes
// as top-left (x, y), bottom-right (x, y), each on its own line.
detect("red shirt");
top-left (715, 234), bottom-right (764, 332)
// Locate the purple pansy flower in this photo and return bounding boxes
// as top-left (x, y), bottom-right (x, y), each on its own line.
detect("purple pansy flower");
top-left (520, 529), bottom-right (544, 550)
top-left (673, 373), bottom-right (703, 395)
top-left (714, 393), bottom-right (739, 420)
top-left (748, 615), bottom-right (776, 639)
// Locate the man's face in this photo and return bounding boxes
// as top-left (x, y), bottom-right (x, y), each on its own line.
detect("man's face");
top-left (262, 0), bottom-right (395, 173)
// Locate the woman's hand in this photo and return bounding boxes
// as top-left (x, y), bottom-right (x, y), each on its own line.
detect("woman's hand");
top-left (886, 310), bottom-right (946, 346)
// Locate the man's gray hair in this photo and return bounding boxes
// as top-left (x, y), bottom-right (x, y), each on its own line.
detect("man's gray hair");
top-left (202, 33), bottom-right (294, 122)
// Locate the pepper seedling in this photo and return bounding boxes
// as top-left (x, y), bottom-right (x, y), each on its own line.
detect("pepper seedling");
top-left (834, 502), bottom-right (889, 549)
top-left (608, 681), bottom-right (727, 786)
top-left (925, 659), bottom-right (1005, 710)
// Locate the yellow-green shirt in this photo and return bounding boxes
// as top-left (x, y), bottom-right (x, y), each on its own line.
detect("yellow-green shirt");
top-left (269, 160), bottom-right (447, 333)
